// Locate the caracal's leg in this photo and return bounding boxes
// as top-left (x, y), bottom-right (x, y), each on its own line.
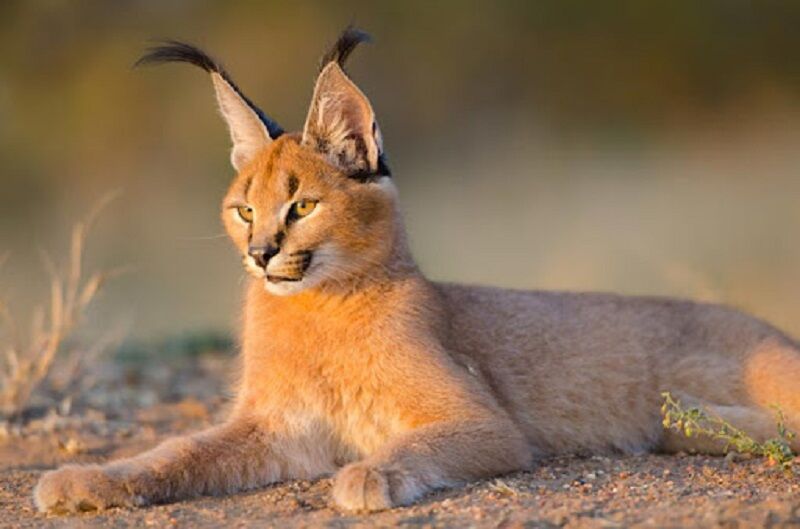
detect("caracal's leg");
top-left (661, 338), bottom-right (800, 455)
top-left (660, 400), bottom-right (800, 455)
top-left (332, 418), bottom-right (531, 512)
top-left (34, 416), bottom-right (327, 513)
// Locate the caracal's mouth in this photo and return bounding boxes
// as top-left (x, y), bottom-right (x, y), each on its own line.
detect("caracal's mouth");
top-left (266, 274), bottom-right (302, 283)
top-left (264, 251), bottom-right (313, 284)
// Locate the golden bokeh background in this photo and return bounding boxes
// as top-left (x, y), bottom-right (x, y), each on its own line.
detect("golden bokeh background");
top-left (2, 1), bottom-right (800, 342)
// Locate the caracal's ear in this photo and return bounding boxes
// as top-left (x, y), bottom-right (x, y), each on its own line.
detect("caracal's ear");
top-left (136, 41), bottom-right (284, 172)
top-left (302, 27), bottom-right (391, 181)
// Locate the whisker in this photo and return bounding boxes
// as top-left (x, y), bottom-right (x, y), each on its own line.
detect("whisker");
top-left (175, 233), bottom-right (229, 241)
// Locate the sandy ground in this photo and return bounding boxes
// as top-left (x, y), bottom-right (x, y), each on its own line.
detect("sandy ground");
top-left (1, 351), bottom-right (799, 529)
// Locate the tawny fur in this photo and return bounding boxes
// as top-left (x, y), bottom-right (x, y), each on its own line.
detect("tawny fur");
top-left (35, 30), bottom-right (800, 515)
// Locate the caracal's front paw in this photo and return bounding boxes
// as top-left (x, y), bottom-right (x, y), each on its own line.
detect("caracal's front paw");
top-left (34, 464), bottom-right (143, 514)
top-left (332, 462), bottom-right (423, 512)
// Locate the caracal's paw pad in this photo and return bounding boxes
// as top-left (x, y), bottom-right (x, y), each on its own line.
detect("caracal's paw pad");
top-left (332, 462), bottom-right (422, 512)
top-left (34, 465), bottom-right (143, 514)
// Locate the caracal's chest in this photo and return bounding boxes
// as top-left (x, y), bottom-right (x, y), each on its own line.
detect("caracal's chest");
top-left (244, 299), bottom-right (413, 457)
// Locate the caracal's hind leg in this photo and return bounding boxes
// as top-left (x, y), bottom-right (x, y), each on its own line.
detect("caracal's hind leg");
top-left (660, 399), bottom-right (800, 455)
top-left (34, 416), bottom-right (328, 513)
top-left (661, 338), bottom-right (800, 455)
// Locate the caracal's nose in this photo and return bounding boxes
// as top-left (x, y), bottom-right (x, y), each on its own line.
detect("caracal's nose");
top-left (248, 245), bottom-right (279, 269)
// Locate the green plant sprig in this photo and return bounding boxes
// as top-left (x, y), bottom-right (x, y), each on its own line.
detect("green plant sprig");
top-left (661, 392), bottom-right (796, 470)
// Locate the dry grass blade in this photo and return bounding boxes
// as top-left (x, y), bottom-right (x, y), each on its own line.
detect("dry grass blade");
top-left (64, 222), bottom-right (85, 318)
top-left (0, 194), bottom-right (124, 419)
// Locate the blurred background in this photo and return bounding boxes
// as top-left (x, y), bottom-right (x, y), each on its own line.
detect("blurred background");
top-left (2, 0), bottom-right (800, 346)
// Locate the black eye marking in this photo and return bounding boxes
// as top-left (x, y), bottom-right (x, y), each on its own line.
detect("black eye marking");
top-left (286, 206), bottom-right (299, 225)
top-left (287, 174), bottom-right (299, 197)
top-left (275, 231), bottom-right (285, 246)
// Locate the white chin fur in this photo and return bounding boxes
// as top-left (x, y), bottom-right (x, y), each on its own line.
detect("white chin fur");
top-left (264, 278), bottom-right (308, 296)
top-left (262, 268), bottom-right (325, 296)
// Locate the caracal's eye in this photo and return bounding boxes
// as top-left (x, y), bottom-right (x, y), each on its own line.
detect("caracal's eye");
top-left (236, 206), bottom-right (254, 223)
top-left (292, 199), bottom-right (318, 218)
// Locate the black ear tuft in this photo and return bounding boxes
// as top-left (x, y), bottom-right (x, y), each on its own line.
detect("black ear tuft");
top-left (319, 26), bottom-right (372, 71)
top-left (135, 40), bottom-right (220, 73)
top-left (136, 40), bottom-right (284, 139)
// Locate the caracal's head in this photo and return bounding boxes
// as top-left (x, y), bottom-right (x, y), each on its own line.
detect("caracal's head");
top-left (138, 28), bottom-right (397, 295)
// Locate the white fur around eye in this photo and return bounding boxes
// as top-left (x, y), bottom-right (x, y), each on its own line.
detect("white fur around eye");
top-left (232, 208), bottom-right (251, 226)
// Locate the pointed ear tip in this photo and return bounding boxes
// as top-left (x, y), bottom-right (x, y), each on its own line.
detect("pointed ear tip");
top-left (210, 71), bottom-right (240, 97)
top-left (317, 61), bottom-right (350, 82)
top-left (209, 71), bottom-right (226, 84)
top-left (320, 61), bottom-right (344, 73)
